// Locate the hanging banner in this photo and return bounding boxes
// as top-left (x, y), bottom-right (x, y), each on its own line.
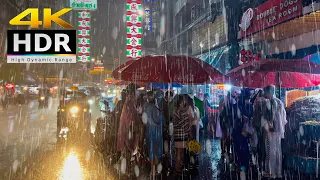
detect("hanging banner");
top-left (126, 0), bottom-right (142, 59)
top-left (70, 0), bottom-right (97, 11)
top-left (77, 10), bottom-right (91, 62)
top-left (239, 0), bottom-right (302, 38)
top-left (144, 6), bottom-right (152, 31)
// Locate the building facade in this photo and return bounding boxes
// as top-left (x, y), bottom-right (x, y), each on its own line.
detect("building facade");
top-left (160, 0), bottom-right (247, 74)
top-left (238, 0), bottom-right (320, 61)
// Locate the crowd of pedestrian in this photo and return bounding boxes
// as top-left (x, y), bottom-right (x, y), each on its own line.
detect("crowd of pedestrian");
top-left (218, 85), bottom-right (287, 179)
top-left (99, 83), bottom-right (288, 179)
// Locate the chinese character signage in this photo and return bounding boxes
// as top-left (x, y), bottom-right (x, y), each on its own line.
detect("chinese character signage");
top-left (70, 0), bottom-right (97, 10)
top-left (144, 7), bottom-right (152, 31)
top-left (78, 10), bottom-right (91, 62)
top-left (126, 0), bottom-right (142, 59)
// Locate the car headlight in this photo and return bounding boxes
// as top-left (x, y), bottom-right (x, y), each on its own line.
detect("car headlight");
top-left (40, 97), bottom-right (45, 100)
top-left (88, 99), bottom-right (94, 105)
top-left (70, 107), bottom-right (79, 114)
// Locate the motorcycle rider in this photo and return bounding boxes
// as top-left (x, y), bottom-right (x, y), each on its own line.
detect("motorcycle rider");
top-left (39, 89), bottom-right (49, 107)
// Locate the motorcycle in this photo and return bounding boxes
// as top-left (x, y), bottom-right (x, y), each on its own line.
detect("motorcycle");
top-left (57, 104), bottom-right (91, 138)
top-left (38, 96), bottom-right (49, 108)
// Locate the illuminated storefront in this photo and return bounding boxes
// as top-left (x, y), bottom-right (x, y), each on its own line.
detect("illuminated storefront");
top-left (238, 0), bottom-right (320, 60)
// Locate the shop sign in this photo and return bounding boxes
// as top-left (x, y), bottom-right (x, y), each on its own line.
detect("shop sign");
top-left (70, 0), bottom-right (97, 10)
top-left (239, 0), bottom-right (302, 37)
top-left (77, 10), bottom-right (91, 62)
top-left (126, 0), bottom-right (142, 59)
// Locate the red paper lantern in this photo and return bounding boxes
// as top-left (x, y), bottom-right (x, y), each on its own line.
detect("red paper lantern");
top-left (254, 56), bottom-right (259, 61)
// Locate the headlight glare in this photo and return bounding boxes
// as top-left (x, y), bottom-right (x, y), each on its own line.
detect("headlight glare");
top-left (70, 107), bottom-right (79, 114)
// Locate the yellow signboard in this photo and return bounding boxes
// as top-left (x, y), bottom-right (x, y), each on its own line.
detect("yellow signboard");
top-left (89, 70), bottom-right (112, 75)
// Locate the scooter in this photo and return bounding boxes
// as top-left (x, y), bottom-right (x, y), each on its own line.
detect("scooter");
top-left (38, 96), bottom-right (49, 108)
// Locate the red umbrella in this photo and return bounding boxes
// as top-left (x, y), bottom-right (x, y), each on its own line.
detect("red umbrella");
top-left (228, 59), bottom-right (320, 74)
top-left (112, 60), bottom-right (135, 79)
top-left (115, 55), bottom-right (224, 84)
top-left (226, 59), bottom-right (320, 88)
top-left (227, 71), bottom-right (320, 88)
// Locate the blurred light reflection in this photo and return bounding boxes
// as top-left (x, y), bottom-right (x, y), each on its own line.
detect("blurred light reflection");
top-left (59, 152), bottom-right (84, 180)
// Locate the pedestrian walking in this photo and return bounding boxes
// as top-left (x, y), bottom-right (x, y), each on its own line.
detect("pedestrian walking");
top-left (144, 91), bottom-right (163, 178)
top-left (173, 95), bottom-right (189, 178)
top-left (261, 85), bottom-right (287, 178)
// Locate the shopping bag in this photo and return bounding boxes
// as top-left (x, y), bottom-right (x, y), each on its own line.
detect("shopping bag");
top-left (215, 119), bottom-right (222, 138)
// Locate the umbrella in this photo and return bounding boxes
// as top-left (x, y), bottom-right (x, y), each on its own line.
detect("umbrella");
top-left (228, 59), bottom-right (320, 74)
top-left (226, 59), bottom-right (320, 90)
top-left (114, 55), bottom-right (224, 84)
top-left (227, 71), bottom-right (320, 88)
top-left (112, 60), bottom-right (135, 79)
top-left (304, 53), bottom-right (320, 64)
top-left (148, 82), bottom-right (183, 89)
top-left (70, 86), bottom-right (79, 91)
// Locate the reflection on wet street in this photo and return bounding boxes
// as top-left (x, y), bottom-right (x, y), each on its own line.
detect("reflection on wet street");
top-left (0, 98), bottom-right (108, 180)
top-left (59, 151), bottom-right (84, 180)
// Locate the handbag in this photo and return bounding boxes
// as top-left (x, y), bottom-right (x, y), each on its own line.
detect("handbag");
top-left (265, 99), bottom-right (275, 132)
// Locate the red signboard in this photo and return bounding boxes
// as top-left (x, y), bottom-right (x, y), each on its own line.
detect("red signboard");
top-left (239, 0), bottom-right (302, 38)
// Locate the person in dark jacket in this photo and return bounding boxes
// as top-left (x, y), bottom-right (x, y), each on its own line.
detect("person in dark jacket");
top-left (158, 91), bottom-right (174, 174)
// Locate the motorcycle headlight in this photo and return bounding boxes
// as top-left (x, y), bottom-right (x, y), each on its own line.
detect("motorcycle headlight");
top-left (40, 97), bottom-right (45, 100)
top-left (70, 106), bottom-right (79, 114)
top-left (88, 99), bottom-right (94, 105)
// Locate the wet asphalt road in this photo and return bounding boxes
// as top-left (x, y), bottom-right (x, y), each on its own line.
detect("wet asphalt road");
top-left (0, 98), bottom-right (108, 180)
